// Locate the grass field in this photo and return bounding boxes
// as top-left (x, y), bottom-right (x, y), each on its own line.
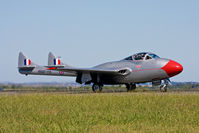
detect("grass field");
top-left (0, 92), bottom-right (199, 133)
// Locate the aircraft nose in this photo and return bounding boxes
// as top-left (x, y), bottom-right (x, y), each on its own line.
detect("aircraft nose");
top-left (161, 60), bottom-right (183, 77)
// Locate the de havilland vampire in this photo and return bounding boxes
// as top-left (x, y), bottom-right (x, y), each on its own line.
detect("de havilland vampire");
top-left (18, 52), bottom-right (183, 92)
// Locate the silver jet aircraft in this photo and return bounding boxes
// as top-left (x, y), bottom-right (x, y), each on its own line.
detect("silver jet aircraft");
top-left (18, 52), bottom-right (183, 92)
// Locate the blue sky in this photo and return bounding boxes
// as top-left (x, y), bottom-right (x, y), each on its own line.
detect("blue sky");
top-left (0, 0), bottom-right (198, 83)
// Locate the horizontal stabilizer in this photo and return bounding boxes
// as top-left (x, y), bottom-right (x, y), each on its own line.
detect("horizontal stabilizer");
top-left (18, 66), bottom-right (35, 71)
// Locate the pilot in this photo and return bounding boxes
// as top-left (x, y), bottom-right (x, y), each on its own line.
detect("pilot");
top-left (137, 54), bottom-right (144, 60)
top-left (145, 54), bottom-right (152, 60)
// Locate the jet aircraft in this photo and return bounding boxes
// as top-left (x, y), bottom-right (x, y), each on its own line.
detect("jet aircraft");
top-left (18, 52), bottom-right (183, 92)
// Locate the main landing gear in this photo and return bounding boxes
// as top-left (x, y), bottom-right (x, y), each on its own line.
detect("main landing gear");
top-left (92, 83), bottom-right (137, 92)
top-left (126, 83), bottom-right (136, 92)
top-left (92, 83), bottom-right (103, 93)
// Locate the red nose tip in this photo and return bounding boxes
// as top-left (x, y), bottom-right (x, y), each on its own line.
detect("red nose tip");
top-left (161, 60), bottom-right (183, 77)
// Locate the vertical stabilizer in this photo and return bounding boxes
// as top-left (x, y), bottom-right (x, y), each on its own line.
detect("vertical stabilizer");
top-left (18, 52), bottom-right (40, 68)
top-left (48, 52), bottom-right (71, 67)
top-left (18, 52), bottom-right (33, 68)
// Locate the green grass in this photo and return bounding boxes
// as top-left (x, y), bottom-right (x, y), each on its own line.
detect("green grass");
top-left (0, 92), bottom-right (199, 133)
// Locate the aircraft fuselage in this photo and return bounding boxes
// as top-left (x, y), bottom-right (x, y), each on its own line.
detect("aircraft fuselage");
top-left (91, 58), bottom-right (182, 84)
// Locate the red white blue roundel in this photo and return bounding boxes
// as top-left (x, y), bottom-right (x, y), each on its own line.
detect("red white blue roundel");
top-left (24, 59), bottom-right (31, 66)
top-left (59, 71), bottom-right (64, 74)
top-left (54, 58), bottom-right (61, 65)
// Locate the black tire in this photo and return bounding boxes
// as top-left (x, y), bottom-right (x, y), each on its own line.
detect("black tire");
top-left (131, 84), bottom-right (136, 90)
top-left (126, 83), bottom-right (136, 92)
top-left (92, 84), bottom-right (103, 93)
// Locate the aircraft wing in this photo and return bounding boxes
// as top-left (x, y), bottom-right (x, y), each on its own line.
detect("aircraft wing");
top-left (47, 66), bottom-right (131, 75)
top-left (58, 67), bottom-right (117, 73)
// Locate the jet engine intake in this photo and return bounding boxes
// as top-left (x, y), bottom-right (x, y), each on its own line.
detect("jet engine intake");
top-left (118, 68), bottom-right (132, 75)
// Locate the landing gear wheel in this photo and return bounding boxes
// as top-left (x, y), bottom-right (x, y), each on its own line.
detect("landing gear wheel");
top-left (160, 85), bottom-right (167, 92)
top-left (126, 83), bottom-right (136, 92)
top-left (92, 84), bottom-right (103, 93)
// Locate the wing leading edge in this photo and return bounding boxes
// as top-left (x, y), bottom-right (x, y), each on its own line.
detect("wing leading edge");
top-left (48, 66), bottom-right (132, 76)
top-left (58, 67), bottom-right (118, 74)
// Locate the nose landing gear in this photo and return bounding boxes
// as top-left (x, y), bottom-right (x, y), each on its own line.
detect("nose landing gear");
top-left (160, 79), bottom-right (169, 92)
top-left (160, 84), bottom-right (168, 92)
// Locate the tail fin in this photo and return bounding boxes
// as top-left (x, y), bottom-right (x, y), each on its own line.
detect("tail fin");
top-left (18, 52), bottom-right (35, 68)
top-left (18, 52), bottom-right (32, 68)
top-left (48, 52), bottom-right (71, 67)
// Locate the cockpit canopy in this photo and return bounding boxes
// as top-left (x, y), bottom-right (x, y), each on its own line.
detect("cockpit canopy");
top-left (124, 52), bottom-right (160, 61)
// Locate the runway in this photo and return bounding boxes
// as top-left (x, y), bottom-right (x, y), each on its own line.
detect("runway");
top-left (0, 89), bottom-right (199, 95)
